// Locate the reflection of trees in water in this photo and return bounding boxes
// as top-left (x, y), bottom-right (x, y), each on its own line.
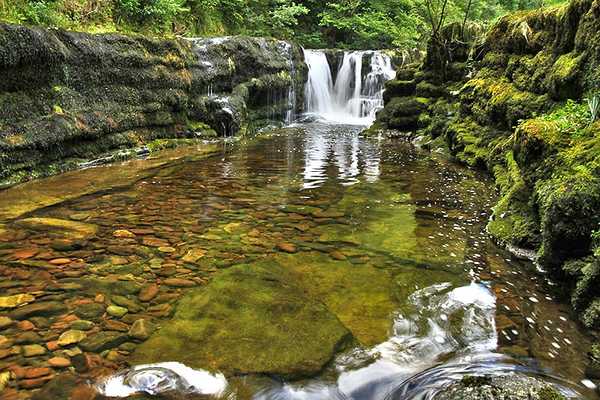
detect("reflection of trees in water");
top-left (302, 125), bottom-right (381, 189)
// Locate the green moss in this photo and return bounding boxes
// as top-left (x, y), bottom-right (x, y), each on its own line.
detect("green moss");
top-left (131, 261), bottom-right (352, 378)
top-left (383, 79), bottom-right (416, 101)
top-left (582, 298), bottom-right (600, 328)
top-left (445, 119), bottom-right (490, 168)
top-left (481, 52), bottom-right (509, 70)
top-left (376, 96), bottom-right (429, 131)
top-left (460, 77), bottom-right (553, 129)
top-left (488, 151), bottom-right (540, 247)
top-left (541, 52), bottom-right (585, 99)
top-left (275, 252), bottom-right (398, 347)
top-left (415, 81), bottom-right (448, 99)
top-left (537, 386), bottom-right (567, 400)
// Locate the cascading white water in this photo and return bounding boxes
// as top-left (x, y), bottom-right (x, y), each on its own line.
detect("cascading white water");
top-left (304, 50), bottom-right (335, 115)
top-left (304, 49), bottom-right (396, 125)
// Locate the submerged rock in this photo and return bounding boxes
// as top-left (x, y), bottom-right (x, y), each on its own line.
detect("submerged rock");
top-left (0, 294), bottom-right (35, 308)
top-left (9, 301), bottom-right (66, 320)
top-left (433, 375), bottom-right (566, 400)
top-left (80, 331), bottom-right (129, 353)
top-left (131, 262), bottom-right (351, 378)
top-left (14, 218), bottom-right (98, 240)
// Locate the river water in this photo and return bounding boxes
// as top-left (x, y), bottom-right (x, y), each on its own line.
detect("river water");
top-left (0, 122), bottom-right (596, 399)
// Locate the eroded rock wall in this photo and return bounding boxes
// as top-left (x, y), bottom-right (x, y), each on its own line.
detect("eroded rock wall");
top-left (0, 25), bottom-right (307, 185)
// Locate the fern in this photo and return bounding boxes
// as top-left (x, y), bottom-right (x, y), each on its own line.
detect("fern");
top-left (588, 93), bottom-right (600, 123)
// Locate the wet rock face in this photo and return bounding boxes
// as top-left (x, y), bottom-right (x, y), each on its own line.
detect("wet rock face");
top-left (0, 25), bottom-right (307, 185)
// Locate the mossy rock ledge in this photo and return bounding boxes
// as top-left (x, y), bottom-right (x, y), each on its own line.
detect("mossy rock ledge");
top-left (130, 262), bottom-right (352, 379)
top-left (0, 24), bottom-right (307, 186)
top-left (370, 0), bottom-right (600, 369)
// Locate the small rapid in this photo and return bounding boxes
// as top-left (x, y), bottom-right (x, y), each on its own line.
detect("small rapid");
top-left (303, 50), bottom-right (396, 124)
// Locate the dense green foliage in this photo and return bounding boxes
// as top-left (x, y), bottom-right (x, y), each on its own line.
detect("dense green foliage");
top-left (0, 0), bottom-right (567, 49)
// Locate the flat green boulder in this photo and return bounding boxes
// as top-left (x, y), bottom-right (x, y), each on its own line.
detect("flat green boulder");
top-left (131, 262), bottom-right (351, 378)
top-left (14, 218), bottom-right (98, 240)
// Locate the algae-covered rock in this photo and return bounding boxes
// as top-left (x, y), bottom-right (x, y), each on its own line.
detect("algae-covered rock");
top-left (432, 374), bottom-right (566, 400)
top-left (383, 79), bottom-right (416, 102)
top-left (131, 262), bottom-right (351, 378)
top-left (377, 97), bottom-right (429, 131)
top-left (274, 252), bottom-right (398, 346)
top-left (14, 217), bottom-right (98, 239)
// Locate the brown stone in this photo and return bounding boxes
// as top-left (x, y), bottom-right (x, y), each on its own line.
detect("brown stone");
top-left (46, 341), bottom-right (59, 351)
top-left (138, 284), bottom-right (159, 302)
top-left (12, 248), bottom-right (38, 260)
top-left (113, 230), bottom-right (136, 238)
top-left (16, 320), bottom-right (35, 331)
top-left (20, 375), bottom-right (53, 389)
top-left (163, 278), bottom-right (195, 287)
top-left (103, 320), bottom-right (129, 332)
top-left (23, 367), bottom-right (52, 379)
top-left (330, 251), bottom-right (347, 260)
top-left (49, 258), bottom-right (72, 265)
top-left (0, 348), bottom-right (12, 359)
top-left (276, 242), bottom-right (297, 253)
top-left (48, 357), bottom-right (71, 368)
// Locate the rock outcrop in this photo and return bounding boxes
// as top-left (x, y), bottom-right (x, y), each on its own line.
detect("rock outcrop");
top-left (0, 25), bottom-right (307, 186)
top-left (371, 0), bottom-right (600, 364)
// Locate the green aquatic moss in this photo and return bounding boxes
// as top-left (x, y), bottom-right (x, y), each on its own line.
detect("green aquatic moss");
top-left (131, 261), bottom-right (352, 378)
top-left (275, 252), bottom-right (399, 347)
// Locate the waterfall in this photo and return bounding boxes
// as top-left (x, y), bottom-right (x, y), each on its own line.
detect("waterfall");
top-left (284, 43), bottom-right (297, 125)
top-left (303, 49), bottom-right (396, 125)
top-left (304, 50), bottom-right (335, 115)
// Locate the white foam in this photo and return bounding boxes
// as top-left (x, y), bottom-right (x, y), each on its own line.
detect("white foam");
top-left (97, 362), bottom-right (227, 397)
top-left (447, 282), bottom-right (496, 309)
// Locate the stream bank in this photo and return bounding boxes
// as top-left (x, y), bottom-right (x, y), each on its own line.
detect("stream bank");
top-left (369, 0), bottom-right (600, 379)
top-left (0, 24), bottom-right (307, 187)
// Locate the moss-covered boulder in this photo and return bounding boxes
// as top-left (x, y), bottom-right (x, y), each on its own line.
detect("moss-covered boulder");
top-left (377, 97), bottom-right (429, 131)
top-left (372, 0), bottom-right (600, 345)
top-left (131, 262), bottom-right (352, 378)
top-left (383, 79), bottom-right (416, 102)
top-left (432, 375), bottom-right (566, 400)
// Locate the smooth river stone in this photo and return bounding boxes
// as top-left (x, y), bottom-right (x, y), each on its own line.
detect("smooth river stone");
top-left (138, 284), bottom-right (159, 302)
top-left (47, 357), bottom-right (71, 368)
top-left (22, 344), bottom-right (46, 357)
top-left (57, 330), bottom-right (87, 347)
top-left (276, 242), bottom-right (297, 253)
top-left (163, 278), bottom-right (195, 287)
top-left (0, 293), bottom-right (35, 308)
top-left (128, 319), bottom-right (154, 341)
top-left (9, 301), bottom-right (67, 320)
top-left (14, 218), bottom-right (98, 240)
top-left (80, 332), bottom-right (129, 353)
top-left (107, 305), bottom-right (128, 318)
top-left (131, 262), bottom-right (351, 378)
top-left (0, 316), bottom-right (13, 329)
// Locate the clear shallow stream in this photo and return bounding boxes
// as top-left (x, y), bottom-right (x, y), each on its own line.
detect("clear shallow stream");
top-left (0, 122), bottom-right (597, 399)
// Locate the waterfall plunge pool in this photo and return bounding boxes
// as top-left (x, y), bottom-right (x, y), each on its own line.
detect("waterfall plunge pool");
top-left (0, 123), bottom-right (597, 399)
